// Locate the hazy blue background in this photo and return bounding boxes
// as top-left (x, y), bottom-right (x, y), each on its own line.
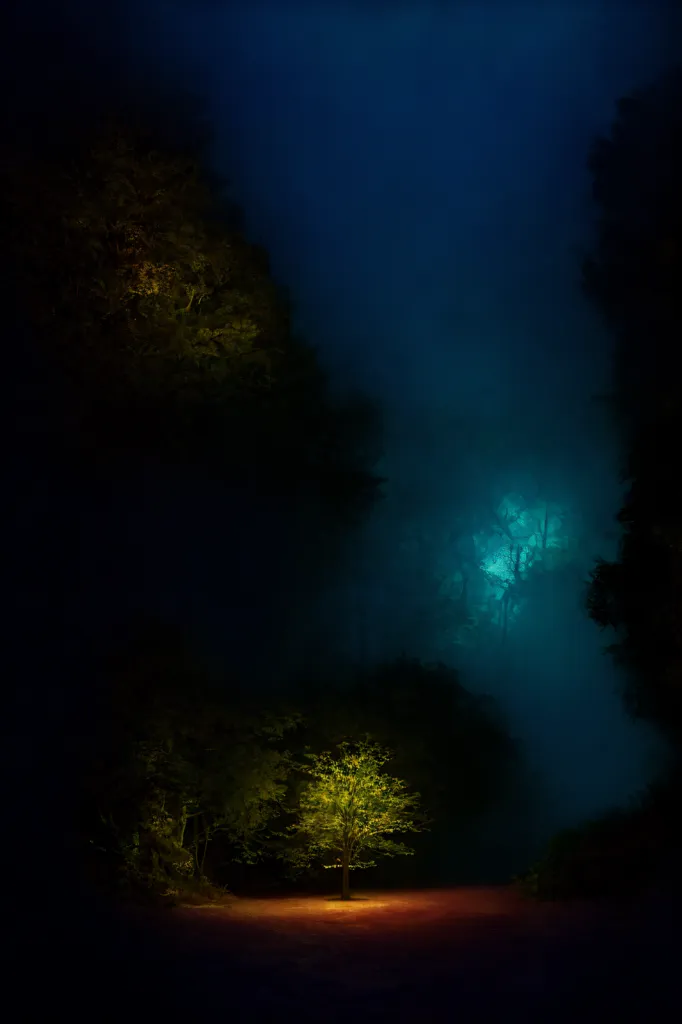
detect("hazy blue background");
top-left (10, 1), bottom-right (681, 879)
top-left (126, 0), bottom-right (679, 863)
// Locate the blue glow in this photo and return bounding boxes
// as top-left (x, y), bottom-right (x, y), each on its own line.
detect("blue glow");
top-left (135, 0), bottom-right (675, 867)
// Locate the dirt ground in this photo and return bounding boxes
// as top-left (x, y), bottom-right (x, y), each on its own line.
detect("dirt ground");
top-left (114, 886), bottom-right (678, 1022)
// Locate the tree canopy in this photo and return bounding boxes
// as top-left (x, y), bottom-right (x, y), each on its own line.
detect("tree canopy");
top-left (582, 69), bottom-right (682, 433)
top-left (282, 739), bottom-right (429, 899)
top-left (281, 657), bottom-right (519, 885)
top-left (583, 68), bottom-right (682, 744)
top-left (78, 631), bottom-right (519, 901)
top-left (82, 618), bottom-right (301, 900)
top-left (3, 107), bottom-right (383, 527)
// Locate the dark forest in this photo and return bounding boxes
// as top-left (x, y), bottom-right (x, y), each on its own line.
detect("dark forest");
top-left (6, 2), bottom-right (682, 1019)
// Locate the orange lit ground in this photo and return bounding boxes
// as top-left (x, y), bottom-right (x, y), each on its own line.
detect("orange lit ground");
top-left (130, 886), bottom-right (676, 1021)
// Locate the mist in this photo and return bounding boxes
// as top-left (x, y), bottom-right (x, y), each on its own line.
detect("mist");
top-left (8, 1), bottom-right (679, 881)
top-left (123, 0), bottom-right (678, 866)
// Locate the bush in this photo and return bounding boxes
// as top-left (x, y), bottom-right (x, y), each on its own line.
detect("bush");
top-left (162, 876), bottom-right (234, 907)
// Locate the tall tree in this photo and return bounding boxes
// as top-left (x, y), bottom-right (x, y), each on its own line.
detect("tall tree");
top-left (584, 68), bottom-right (682, 745)
top-left (3, 107), bottom-right (383, 527)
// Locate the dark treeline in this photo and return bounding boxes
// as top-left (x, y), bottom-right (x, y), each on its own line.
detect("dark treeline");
top-left (521, 67), bottom-right (682, 902)
top-left (585, 69), bottom-right (682, 743)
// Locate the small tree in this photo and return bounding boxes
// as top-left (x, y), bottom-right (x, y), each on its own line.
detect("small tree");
top-left (287, 739), bottom-right (429, 899)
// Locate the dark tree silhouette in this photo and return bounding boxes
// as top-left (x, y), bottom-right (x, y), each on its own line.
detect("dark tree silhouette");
top-left (3, 106), bottom-right (383, 528)
top-left (584, 68), bottom-right (682, 745)
top-left (81, 617), bottom-right (302, 901)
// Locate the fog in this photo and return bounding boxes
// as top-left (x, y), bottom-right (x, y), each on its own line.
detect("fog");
top-left (129, 0), bottom-right (677, 862)
top-left (9, 1), bottom-right (680, 878)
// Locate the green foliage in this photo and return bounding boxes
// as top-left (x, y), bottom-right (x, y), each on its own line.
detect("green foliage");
top-left (82, 619), bottom-right (300, 901)
top-left (4, 109), bottom-right (383, 528)
top-left (7, 117), bottom-right (284, 402)
top-left (281, 739), bottom-right (429, 874)
top-left (289, 657), bottom-right (518, 830)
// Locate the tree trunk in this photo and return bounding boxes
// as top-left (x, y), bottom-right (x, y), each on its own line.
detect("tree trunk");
top-left (341, 848), bottom-right (351, 900)
top-left (178, 805), bottom-right (188, 847)
top-left (200, 817), bottom-right (209, 876)
top-left (499, 590), bottom-right (509, 649)
top-left (542, 505), bottom-right (549, 550)
top-left (193, 813), bottom-right (200, 878)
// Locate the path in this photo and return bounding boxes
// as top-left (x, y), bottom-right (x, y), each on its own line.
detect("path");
top-left (117, 887), bottom-right (678, 1021)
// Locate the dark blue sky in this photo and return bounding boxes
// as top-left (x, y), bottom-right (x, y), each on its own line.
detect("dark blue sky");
top-left (10, 1), bottom-right (681, 875)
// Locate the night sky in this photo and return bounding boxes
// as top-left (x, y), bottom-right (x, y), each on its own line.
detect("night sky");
top-left (8, 1), bottom-right (682, 882)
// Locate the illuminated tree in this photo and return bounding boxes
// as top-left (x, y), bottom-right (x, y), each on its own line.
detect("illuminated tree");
top-left (286, 739), bottom-right (429, 899)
